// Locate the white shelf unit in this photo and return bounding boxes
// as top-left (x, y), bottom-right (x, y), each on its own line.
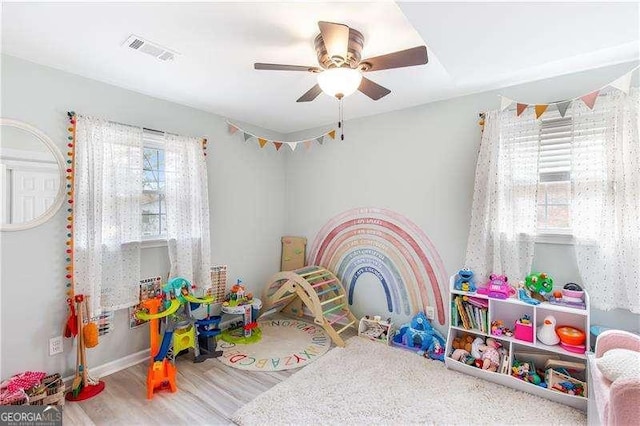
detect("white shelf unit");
top-left (445, 276), bottom-right (590, 411)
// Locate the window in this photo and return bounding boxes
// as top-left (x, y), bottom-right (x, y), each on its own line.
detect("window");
top-left (142, 131), bottom-right (166, 239)
top-left (537, 114), bottom-right (572, 235)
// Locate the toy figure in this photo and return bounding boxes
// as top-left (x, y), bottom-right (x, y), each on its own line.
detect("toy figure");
top-left (454, 268), bottom-right (477, 292)
top-left (524, 272), bottom-right (553, 301)
top-left (516, 280), bottom-right (540, 305)
top-left (470, 336), bottom-right (484, 359)
top-left (479, 338), bottom-right (502, 372)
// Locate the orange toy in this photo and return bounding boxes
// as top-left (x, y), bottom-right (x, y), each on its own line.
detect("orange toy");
top-left (555, 326), bottom-right (586, 346)
top-left (139, 298), bottom-right (177, 399)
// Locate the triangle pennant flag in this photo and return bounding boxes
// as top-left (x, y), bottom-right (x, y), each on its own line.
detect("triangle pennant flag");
top-left (327, 130), bottom-right (336, 139)
top-left (316, 136), bottom-right (324, 145)
top-left (516, 103), bottom-right (528, 117)
top-left (500, 96), bottom-right (513, 111)
top-left (273, 142), bottom-right (283, 151)
top-left (580, 90), bottom-right (599, 110)
top-left (228, 123), bottom-right (238, 134)
top-left (535, 104), bottom-right (549, 119)
top-left (286, 142), bottom-right (297, 151)
top-left (304, 140), bottom-right (312, 150)
top-left (258, 138), bottom-right (268, 148)
top-left (556, 101), bottom-right (571, 118)
top-left (610, 72), bottom-right (633, 94)
top-left (243, 132), bottom-right (252, 142)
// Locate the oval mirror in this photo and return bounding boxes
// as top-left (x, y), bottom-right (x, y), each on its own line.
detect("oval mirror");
top-left (1, 118), bottom-right (65, 231)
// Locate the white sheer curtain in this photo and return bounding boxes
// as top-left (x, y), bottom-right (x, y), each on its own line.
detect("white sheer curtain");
top-left (465, 109), bottom-right (540, 283)
top-left (571, 88), bottom-right (640, 313)
top-left (164, 133), bottom-right (211, 290)
top-left (74, 116), bottom-right (143, 315)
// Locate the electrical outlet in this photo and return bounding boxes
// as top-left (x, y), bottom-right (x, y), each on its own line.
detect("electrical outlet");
top-left (425, 306), bottom-right (435, 320)
top-left (49, 336), bottom-right (63, 356)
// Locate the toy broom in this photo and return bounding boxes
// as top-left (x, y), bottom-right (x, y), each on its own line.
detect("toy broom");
top-left (66, 295), bottom-right (105, 401)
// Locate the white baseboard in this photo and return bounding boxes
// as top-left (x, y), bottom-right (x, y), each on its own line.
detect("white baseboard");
top-left (63, 349), bottom-right (149, 384)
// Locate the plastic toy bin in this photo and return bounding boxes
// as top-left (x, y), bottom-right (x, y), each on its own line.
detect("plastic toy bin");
top-left (514, 321), bottom-right (534, 343)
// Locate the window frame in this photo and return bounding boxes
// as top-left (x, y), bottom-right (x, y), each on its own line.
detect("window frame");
top-left (535, 113), bottom-right (574, 244)
top-left (141, 132), bottom-right (167, 244)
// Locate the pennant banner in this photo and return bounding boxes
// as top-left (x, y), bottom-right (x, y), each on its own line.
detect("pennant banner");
top-left (535, 104), bottom-right (548, 119)
top-left (500, 96), bottom-right (513, 112)
top-left (494, 66), bottom-right (637, 121)
top-left (225, 120), bottom-right (337, 153)
top-left (556, 101), bottom-right (571, 118)
top-left (580, 90), bottom-right (599, 110)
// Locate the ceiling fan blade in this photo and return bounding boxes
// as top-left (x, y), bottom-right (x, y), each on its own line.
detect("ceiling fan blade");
top-left (296, 84), bottom-right (323, 102)
top-left (358, 77), bottom-right (391, 101)
top-left (360, 46), bottom-right (428, 72)
top-left (318, 21), bottom-right (349, 61)
top-left (254, 63), bottom-right (320, 72)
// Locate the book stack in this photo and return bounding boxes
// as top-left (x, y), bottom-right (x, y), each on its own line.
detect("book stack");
top-left (453, 295), bottom-right (488, 333)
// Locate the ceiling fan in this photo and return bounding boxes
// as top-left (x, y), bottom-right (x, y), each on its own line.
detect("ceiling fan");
top-left (254, 21), bottom-right (429, 102)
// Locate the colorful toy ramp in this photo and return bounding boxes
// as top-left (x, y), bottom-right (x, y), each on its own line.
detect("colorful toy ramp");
top-left (261, 266), bottom-right (358, 347)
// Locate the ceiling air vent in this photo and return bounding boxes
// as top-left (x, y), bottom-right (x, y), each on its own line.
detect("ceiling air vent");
top-left (123, 35), bottom-right (178, 62)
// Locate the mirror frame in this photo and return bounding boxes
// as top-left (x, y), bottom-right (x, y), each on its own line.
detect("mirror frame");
top-left (0, 118), bottom-right (66, 231)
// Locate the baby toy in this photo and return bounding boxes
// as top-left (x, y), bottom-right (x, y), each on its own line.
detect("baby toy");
top-left (490, 320), bottom-right (513, 337)
top-left (524, 272), bottom-right (553, 301)
top-left (451, 348), bottom-right (476, 365)
top-left (537, 315), bottom-right (560, 346)
top-left (223, 279), bottom-right (254, 307)
top-left (548, 282), bottom-right (586, 310)
top-left (477, 274), bottom-right (515, 299)
top-left (516, 280), bottom-right (540, 305)
top-left (514, 314), bottom-right (534, 342)
top-left (470, 336), bottom-right (485, 359)
top-left (452, 334), bottom-right (474, 353)
top-left (512, 360), bottom-right (545, 387)
top-left (479, 338), bottom-right (502, 372)
top-left (454, 268), bottom-right (477, 292)
top-left (392, 312), bottom-right (446, 360)
top-left (556, 325), bottom-right (586, 353)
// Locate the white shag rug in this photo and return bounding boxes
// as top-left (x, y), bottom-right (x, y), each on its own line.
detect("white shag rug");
top-left (232, 338), bottom-right (587, 425)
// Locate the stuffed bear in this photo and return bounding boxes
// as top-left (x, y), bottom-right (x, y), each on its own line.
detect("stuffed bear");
top-left (470, 336), bottom-right (485, 359)
top-left (454, 268), bottom-right (477, 292)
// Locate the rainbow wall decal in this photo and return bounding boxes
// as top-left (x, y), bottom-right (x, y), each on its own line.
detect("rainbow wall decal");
top-left (308, 207), bottom-right (447, 326)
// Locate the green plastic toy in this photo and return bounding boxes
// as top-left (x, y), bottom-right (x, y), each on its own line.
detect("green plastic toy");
top-left (525, 272), bottom-right (553, 295)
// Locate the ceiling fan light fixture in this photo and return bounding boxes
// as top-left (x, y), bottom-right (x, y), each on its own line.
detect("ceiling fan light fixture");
top-left (317, 67), bottom-right (362, 99)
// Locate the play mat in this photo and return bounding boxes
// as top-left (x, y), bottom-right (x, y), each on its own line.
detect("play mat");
top-left (216, 319), bottom-right (331, 371)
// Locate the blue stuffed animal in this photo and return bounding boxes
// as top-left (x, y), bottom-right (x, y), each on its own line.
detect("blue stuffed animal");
top-left (454, 268), bottom-right (476, 292)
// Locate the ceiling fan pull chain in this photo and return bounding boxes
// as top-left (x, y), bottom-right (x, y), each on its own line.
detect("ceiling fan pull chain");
top-left (340, 99), bottom-right (345, 140)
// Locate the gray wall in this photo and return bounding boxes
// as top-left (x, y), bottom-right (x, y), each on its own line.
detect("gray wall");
top-left (0, 55), bottom-right (287, 378)
top-left (283, 62), bottom-right (640, 335)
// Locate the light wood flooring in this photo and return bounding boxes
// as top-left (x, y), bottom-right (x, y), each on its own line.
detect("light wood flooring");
top-left (63, 325), bottom-right (356, 425)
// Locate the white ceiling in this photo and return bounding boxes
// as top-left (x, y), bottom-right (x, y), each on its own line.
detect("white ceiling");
top-left (1, 1), bottom-right (638, 133)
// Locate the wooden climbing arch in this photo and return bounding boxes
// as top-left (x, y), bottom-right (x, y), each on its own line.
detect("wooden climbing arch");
top-left (261, 266), bottom-right (358, 347)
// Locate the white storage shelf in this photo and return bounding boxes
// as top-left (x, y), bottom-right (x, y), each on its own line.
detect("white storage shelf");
top-left (446, 275), bottom-right (590, 411)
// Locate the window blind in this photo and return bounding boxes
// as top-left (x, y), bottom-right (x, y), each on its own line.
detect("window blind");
top-left (539, 113), bottom-right (572, 181)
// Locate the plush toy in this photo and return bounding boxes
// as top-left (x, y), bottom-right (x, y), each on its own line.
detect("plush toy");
top-left (479, 338), bottom-right (502, 372)
top-left (451, 349), bottom-right (476, 365)
top-left (470, 336), bottom-right (484, 359)
top-left (452, 334), bottom-right (474, 353)
top-left (454, 268), bottom-right (477, 292)
top-left (525, 272), bottom-right (553, 298)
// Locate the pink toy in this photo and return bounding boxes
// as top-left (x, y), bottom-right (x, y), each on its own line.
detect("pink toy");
top-left (477, 274), bottom-right (516, 299)
top-left (480, 338), bottom-right (502, 372)
top-left (514, 315), bottom-right (534, 342)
